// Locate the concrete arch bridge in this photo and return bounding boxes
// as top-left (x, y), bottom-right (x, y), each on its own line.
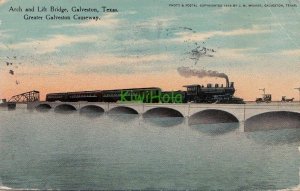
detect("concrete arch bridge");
top-left (29, 102), bottom-right (300, 131)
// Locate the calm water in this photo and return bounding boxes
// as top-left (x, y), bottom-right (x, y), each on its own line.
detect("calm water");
top-left (0, 107), bottom-right (300, 190)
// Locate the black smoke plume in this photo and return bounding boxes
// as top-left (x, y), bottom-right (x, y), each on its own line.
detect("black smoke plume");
top-left (177, 66), bottom-right (229, 87)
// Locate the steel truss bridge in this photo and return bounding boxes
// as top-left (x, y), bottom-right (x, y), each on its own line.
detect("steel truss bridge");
top-left (9, 90), bottom-right (40, 103)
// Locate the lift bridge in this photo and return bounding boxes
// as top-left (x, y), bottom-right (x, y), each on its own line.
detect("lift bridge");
top-left (9, 90), bottom-right (40, 103)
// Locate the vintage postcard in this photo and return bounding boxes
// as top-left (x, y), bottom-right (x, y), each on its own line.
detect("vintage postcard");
top-left (0, 0), bottom-right (299, 190)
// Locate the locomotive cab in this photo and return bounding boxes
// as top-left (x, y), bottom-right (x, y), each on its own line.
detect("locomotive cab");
top-left (183, 85), bottom-right (200, 102)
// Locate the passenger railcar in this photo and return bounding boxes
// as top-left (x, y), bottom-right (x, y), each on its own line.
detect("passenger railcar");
top-left (46, 93), bottom-right (68, 102)
top-left (46, 87), bottom-right (162, 103)
top-left (67, 91), bottom-right (102, 102)
top-left (45, 79), bottom-right (244, 104)
top-left (102, 87), bottom-right (161, 103)
top-left (46, 91), bottom-right (102, 102)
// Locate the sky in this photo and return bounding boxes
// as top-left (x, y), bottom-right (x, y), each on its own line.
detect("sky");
top-left (0, 0), bottom-right (299, 101)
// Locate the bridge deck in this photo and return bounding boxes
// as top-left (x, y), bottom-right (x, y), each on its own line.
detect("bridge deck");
top-left (28, 101), bottom-right (300, 122)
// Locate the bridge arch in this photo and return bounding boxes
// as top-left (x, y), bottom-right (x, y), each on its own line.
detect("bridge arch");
top-left (54, 104), bottom-right (77, 113)
top-left (189, 109), bottom-right (239, 125)
top-left (143, 107), bottom-right (184, 118)
top-left (80, 105), bottom-right (104, 113)
top-left (245, 111), bottom-right (300, 132)
top-left (35, 103), bottom-right (51, 111)
top-left (108, 106), bottom-right (138, 115)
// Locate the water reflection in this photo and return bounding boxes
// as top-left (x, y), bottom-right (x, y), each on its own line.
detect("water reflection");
top-left (108, 106), bottom-right (138, 115)
top-left (188, 109), bottom-right (239, 125)
top-left (35, 104), bottom-right (52, 113)
top-left (108, 114), bottom-right (139, 122)
top-left (143, 107), bottom-right (183, 118)
top-left (246, 128), bottom-right (300, 145)
top-left (190, 123), bottom-right (239, 136)
top-left (143, 117), bottom-right (184, 127)
top-left (79, 106), bottom-right (104, 118)
top-left (80, 111), bottom-right (104, 118)
top-left (36, 107), bottom-right (51, 113)
top-left (54, 104), bottom-right (77, 114)
top-left (245, 111), bottom-right (300, 132)
top-left (54, 109), bottom-right (76, 114)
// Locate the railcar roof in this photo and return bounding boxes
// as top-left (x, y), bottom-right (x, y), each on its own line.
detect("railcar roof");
top-left (67, 90), bottom-right (102, 94)
top-left (46, 87), bottom-right (161, 95)
top-left (47, 90), bottom-right (102, 95)
top-left (102, 87), bottom-right (161, 91)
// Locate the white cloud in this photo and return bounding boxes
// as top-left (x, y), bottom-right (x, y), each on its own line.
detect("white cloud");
top-left (0, 30), bottom-right (15, 50)
top-left (0, 29), bottom-right (13, 39)
top-left (0, 30), bottom-right (6, 38)
top-left (10, 35), bottom-right (98, 54)
top-left (215, 48), bottom-right (253, 61)
top-left (75, 53), bottom-right (173, 66)
top-left (69, 53), bottom-right (176, 74)
top-left (126, 10), bottom-right (137, 15)
top-left (18, 53), bottom-right (175, 75)
top-left (281, 49), bottom-right (300, 56)
top-left (0, 43), bottom-right (8, 50)
top-left (134, 17), bottom-right (176, 30)
top-left (172, 26), bottom-right (271, 42)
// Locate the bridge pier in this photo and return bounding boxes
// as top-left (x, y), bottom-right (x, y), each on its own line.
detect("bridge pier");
top-left (27, 102), bottom-right (300, 129)
top-left (0, 102), bottom-right (16, 110)
top-left (239, 122), bottom-right (245, 132)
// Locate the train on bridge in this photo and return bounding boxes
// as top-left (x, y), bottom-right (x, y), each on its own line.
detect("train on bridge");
top-left (46, 79), bottom-right (244, 104)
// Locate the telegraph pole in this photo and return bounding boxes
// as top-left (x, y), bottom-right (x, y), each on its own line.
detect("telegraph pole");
top-left (295, 87), bottom-right (300, 102)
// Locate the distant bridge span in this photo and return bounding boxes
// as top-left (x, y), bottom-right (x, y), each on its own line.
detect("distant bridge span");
top-left (9, 90), bottom-right (40, 103)
top-left (28, 101), bottom-right (300, 122)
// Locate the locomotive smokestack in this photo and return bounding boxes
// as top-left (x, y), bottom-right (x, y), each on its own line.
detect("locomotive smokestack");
top-left (225, 76), bottom-right (229, 87)
top-left (177, 67), bottom-right (229, 86)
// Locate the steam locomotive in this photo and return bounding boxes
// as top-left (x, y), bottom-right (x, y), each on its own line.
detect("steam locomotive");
top-left (46, 80), bottom-right (244, 104)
